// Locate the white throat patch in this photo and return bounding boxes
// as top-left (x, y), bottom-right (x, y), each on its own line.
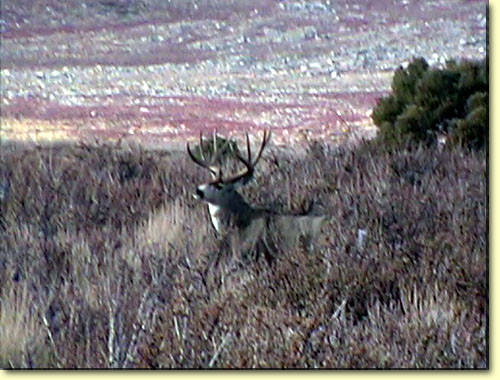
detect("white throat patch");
top-left (207, 203), bottom-right (221, 234)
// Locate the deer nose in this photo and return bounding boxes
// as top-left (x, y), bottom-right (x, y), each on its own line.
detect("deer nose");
top-left (194, 188), bottom-right (204, 199)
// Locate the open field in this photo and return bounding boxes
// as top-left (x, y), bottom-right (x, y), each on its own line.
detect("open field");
top-left (0, 139), bottom-right (487, 368)
top-left (0, 0), bottom-right (487, 146)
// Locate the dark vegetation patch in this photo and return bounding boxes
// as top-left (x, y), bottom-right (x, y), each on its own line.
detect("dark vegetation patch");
top-left (372, 57), bottom-right (488, 150)
top-left (0, 135), bottom-right (487, 368)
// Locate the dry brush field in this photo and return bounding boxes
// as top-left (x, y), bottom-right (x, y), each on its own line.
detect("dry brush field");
top-left (0, 138), bottom-right (487, 368)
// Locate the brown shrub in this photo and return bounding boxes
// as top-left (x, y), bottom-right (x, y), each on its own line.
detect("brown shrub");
top-left (0, 138), bottom-right (487, 368)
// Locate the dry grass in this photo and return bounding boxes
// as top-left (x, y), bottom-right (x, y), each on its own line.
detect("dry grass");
top-left (0, 137), bottom-right (487, 368)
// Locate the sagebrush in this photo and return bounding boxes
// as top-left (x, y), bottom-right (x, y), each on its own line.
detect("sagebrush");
top-left (0, 138), bottom-right (487, 368)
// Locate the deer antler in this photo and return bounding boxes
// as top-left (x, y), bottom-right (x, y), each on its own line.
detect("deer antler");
top-left (187, 130), bottom-right (271, 186)
top-left (226, 130), bottom-right (272, 186)
top-left (186, 132), bottom-right (222, 180)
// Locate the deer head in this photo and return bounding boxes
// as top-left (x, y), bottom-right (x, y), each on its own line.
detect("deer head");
top-left (187, 130), bottom-right (271, 206)
top-left (187, 130), bottom-right (271, 233)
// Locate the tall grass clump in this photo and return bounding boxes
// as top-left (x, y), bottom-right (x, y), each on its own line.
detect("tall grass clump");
top-left (0, 135), bottom-right (487, 368)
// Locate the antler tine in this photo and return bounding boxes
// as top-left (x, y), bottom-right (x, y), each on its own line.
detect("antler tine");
top-left (199, 131), bottom-right (206, 162)
top-left (186, 133), bottom-right (220, 179)
top-left (211, 130), bottom-right (231, 164)
top-left (234, 133), bottom-right (252, 170)
top-left (186, 141), bottom-right (206, 169)
top-left (251, 130), bottom-right (271, 167)
top-left (210, 131), bottom-right (216, 163)
top-left (229, 130), bottom-right (271, 186)
top-left (246, 132), bottom-right (252, 165)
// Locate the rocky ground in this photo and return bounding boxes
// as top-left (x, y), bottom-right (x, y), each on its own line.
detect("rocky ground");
top-left (0, 0), bottom-right (487, 149)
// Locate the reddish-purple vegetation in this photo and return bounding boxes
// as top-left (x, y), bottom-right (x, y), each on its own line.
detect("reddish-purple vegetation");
top-left (1, 0), bottom-right (486, 145)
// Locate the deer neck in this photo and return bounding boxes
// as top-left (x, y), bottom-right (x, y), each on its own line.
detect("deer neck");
top-left (206, 196), bottom-right (255, 234)
top-left (207, 203), bottom-right (223, 234)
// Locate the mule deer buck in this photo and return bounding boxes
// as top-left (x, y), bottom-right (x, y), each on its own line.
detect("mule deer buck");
top-left (187, 130), bottom-right (327, 263)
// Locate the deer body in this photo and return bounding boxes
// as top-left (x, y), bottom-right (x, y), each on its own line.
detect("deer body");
top-left (188, 131), bottom-right (327, 262)
top-left (204, 196), bottom-right (326, 250)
